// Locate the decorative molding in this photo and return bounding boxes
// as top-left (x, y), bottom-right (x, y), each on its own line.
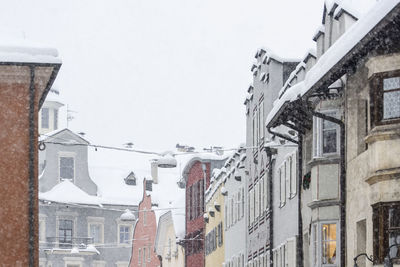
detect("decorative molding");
top-left (365, 166), bottom-right (400, 185)
top-left (365, 124), bottom-right (400, 144)
top-left (307, 199), bottom-right (340, 209)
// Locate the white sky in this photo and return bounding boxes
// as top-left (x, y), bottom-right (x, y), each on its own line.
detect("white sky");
top-left (0, 0), bottom-right (325, 153)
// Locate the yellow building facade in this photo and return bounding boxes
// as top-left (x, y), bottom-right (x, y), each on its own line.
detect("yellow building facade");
top-left (205, 178), bottom-right (225, 267)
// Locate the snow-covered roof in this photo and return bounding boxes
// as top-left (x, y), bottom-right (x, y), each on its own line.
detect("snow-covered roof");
top-left (0, 39), bottom-right (61, 64)
top-left (267, 0), bottom-right (400, 127)
top-left (39, 180), bottom-right (102, 206)
top-left (255, 47), bottom-right (298, 64)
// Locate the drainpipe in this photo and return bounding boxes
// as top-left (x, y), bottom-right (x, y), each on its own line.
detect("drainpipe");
top-left (28, 66), bottom-right (36, 267)
top-left (265, 147), bottom-right (276, 267)
top-left (297, 135), bottom-right (303, 267)
top-left (311, 111), bottom-right (346, 267)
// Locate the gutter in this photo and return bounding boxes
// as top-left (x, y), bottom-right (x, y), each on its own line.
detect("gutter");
top-left (311, 111), bottom-right (346, 267)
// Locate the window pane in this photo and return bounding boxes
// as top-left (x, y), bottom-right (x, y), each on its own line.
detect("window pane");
top-left (322, 129), bottom-right (337, 154)
top-left (383, 90), bottom-right (400, 119)
top-left (383, 77), bottom-right (400, 91)
top-left (54, 109), bottom-right (58, 129)
top-left (60, 157), bottom-right (74, 179)
top-left (322, 224), bottom-right (337, 265)
top-left (41, 108), bottom-right (49, 128)
top-left (90, 224), bottom-right (101, 243)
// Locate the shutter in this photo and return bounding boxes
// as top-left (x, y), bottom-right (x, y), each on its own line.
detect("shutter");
top-left (286, 158), bottom-right (290, 199)
top-left (291, 152), bottom-right (297, 196)
top-left (287, 239), bottom-right (296, 267)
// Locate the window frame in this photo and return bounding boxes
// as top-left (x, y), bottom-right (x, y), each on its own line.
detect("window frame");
top-left (370, 70), bottom-right (400, 127)
top-left (58, 152), bottom-right (76, 182)
top-left (311, 221), bottom-right (339, 267)
top-left (117, 223), bottom-right (132, 246)
top-left (313, 110), bottom-right (340, 158)
top-left (87, 217), bottom-right (104, 245)
top-left (41, 107), bottom-right (49, 129)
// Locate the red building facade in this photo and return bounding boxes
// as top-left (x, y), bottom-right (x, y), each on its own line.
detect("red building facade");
top-left (129, 179), bottom-right (160, 267)
top-left (182, 157), bottom-right (226, 267)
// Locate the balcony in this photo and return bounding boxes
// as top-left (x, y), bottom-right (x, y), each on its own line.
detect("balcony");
top-left (45, 236), bottom-right (94, 249)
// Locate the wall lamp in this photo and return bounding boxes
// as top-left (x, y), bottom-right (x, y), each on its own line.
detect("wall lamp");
top-left (353, 253), bottom-right (374, 267)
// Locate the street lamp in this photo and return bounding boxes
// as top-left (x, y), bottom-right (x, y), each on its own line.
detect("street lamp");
top-left (120, 209), bottom-right (136, 221)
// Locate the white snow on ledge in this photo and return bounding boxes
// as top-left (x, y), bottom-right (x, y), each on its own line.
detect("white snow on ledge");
top-left (0, 39), bottom-right (61, 64)
top-left (266, 0), bottom-right (400, 127)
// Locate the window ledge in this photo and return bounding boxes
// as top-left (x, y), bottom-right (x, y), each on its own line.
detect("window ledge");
top-left (307, 199), bottom-right (340, 209)
top-left (365, 124), bottom-right (400, 144)
top-left (365, 166), bottom-right (400, 185)
top-left (308, 156), bottom-right (340, 168)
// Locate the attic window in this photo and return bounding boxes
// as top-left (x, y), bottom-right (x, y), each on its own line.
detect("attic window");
top-left (145, 180), bottom-right (153, 191)
top-left (124, 172), bottom-right (137, 185)
top-left (60, 156), bottom-right (74, 180)
top-left (41, 108), bottom-right (49, 129)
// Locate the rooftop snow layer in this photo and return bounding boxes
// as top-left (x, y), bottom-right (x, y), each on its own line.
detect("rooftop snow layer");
top-left (0, 39), bottom-right (61, 64)
top-left (39, 180), bottom-right (102, 206)
top-left (267, 0), bottom-right (400, 127)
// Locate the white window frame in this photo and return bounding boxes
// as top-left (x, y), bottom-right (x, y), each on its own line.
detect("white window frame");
top-left (311, 221), bottom-right (339, 267)
top-left (56, 215), bottom-right (77, 248)
top-left (279, 165), bottom-right (286, 208)
top-left (41, 107), bottom-right (49, 129)
top-left (87, 217), bottom-right (104, 245)
top-left (117, 223), bottom-right (132, 246)
top-left (39, 214), bottom-right (47, 243)
top-left (313, 110), bottom-right (340, 158)
top-left (58, 152), bottom-right (76, 182)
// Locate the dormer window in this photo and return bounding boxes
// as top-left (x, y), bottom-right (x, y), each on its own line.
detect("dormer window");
top-left (124, 172), bottom-right (137, 185)
top-left (60, 156), bottom-right (74, 180)
top-left (41, 108), bottom-right (49, 129)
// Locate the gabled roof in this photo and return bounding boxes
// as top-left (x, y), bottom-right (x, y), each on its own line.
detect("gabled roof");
top-left (39, 128), bottom-right (90, 145)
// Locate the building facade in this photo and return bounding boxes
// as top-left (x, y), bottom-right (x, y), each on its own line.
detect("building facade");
top-left (266, 1), bottom-right (400, 267)
top-left (129, 179), bottom-right (161, 267)
top-left (244, 48), bottom-right (298, 266)
top-left (222, 149), bottom-right (246, 267)
top-left (0, 43), bottom-right (60, 266)
top-left (181, 156), bottom-right (226, 267)
top-left (204, 169), bottom-right (225, 267)
top-left (154, 211), bottom-right (185, 267)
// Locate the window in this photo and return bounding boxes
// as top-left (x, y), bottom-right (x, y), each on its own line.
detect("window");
top-left (119, 225), bottom-right (131, 244)
top-left (59, 219), bottom-right (73, 248)
top-left (139, 248), bottom-right (141, 265)
top-left (289, 153), bottom-right (297, 198)
top-left (41, 108), bottom-right (49, 128)
top-left (370, 71), bottom-right (400, 126)
top-left (143, 247), bottom-right (146, 267)
top-left (313, 110), bottom-right (340, 157)
top-left (89, 223), bottom-right (103, 244)
top-left (39, 216), bottom-right (46, 242)
top-left (143, 209), bottom-right (147, 226)
top-left (259, 101), bottom-right (265, 142)
top-left (321, 224), bottom-right (337, 265)
top-left (373, 202), bottom-right (400, 264)
top-left (54, 109), bottom-right (58, 130)
top-left (312, 221), bottom-right (338, 266)
top-left (60, 156), bottom-right (74, 180)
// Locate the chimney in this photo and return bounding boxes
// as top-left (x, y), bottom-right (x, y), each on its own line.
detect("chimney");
top-left (151, 160), bottom-right (158, 184)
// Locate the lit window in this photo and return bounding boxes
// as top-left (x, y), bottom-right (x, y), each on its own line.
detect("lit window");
top-left (322, 224), bottom-right (337, 265)
top-left (119, 225), bottom-right (131, 244)
top-left (41, 108), bottom-right (49, 129)
top-left (312, 222), bottom-right (338, 266)
top-left (60, 156), bottom-right (74, 180)
top-left (370, 71), bottom-right (400, 126)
